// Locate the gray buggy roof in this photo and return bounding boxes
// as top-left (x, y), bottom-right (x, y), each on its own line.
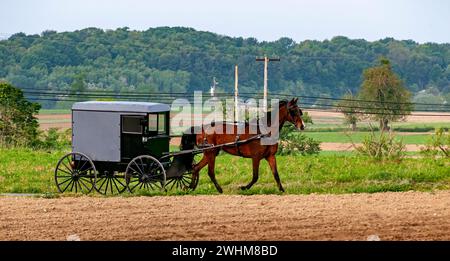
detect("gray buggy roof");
top-left (72, 101), bottom-right (170, 113)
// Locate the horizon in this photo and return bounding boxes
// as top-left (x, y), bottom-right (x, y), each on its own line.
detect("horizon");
top-left (1, 0), bottom-right (449, 44)
top-left (1, 26), bottom-right (448, 45)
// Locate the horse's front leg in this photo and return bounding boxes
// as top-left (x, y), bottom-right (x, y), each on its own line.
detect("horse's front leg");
top-left (240, 157), bottom-right (261, 190)
top-left (190, 155), bottom-right (208, 190)
top-left (266, 154), bottom-right (284, 192)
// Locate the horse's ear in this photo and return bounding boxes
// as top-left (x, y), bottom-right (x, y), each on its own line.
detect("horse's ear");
top-left (293, 98), bottom-right (298, 103)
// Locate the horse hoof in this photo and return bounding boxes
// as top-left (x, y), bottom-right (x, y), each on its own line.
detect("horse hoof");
top-left (240, 186), bottom-right (248, 191)
top-left (279, 187), bottom-right (285, 192)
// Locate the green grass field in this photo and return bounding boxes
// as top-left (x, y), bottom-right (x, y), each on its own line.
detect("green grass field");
top-left (303, 131), bottom-right (432, 144)
top-left (39, 109), bottom-right (71, 115)
top-left (1, 148), bottom-right (448, 195)
top-left (305, 122), bottom-right (450, 132)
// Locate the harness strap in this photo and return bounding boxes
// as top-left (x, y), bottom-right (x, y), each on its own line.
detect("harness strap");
top-left (234, 136), bottom-right (244, 156)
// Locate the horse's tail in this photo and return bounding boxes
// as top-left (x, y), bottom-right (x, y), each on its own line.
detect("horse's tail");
top-left (179, 126), bottom-right (199, 171)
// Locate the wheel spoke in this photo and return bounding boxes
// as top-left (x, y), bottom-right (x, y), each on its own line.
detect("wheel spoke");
top-left (61, 161), bottom-right (72, 173)
top-left (148, 181), bottom-right (156, 190)
top-left (98, 178), bottom-right (108, 191)
top-left (130, 181), bottom-right (141, 192)
top-left (80, 166), bottom-right (94, 175)
top-left (57, 178), bottom-right (72, 186)
top-left (133, 161), bottom-right (144, 175)
top-left (56, 168), bottom-right (72, 176)
top-left (69, 179), bottom-right (75, 192)
top-left (139, 157), bottom-right (145, 172)
top-left (79, 178), bottom-right (91, 191)
top-left (169, 179), bottom-right (177, 190)
top-left (79, 160), bottom-right (88, 171)
top-left (128, 166), bottom-right (140, 176)
top-left (56, 175), bottom-right (73, 178)
top-left (62, 179), bottom-right (74, 192)
top-left (112, 178), bottom-right (121, 193)
top-left (104, 178), bottom-right (110, 194)
top-left (114, 177), bottom-right (126, 188)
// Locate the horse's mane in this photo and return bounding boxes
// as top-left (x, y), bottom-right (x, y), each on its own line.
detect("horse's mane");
top-left (245, 99), bottom-right (289, 127)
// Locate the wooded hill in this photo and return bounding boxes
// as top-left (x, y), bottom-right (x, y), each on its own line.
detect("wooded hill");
top-left (0, 27), bottom-right (449, 108)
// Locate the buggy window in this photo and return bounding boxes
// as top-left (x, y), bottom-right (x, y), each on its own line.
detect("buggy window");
top-left (148, 114), bottom-right (158, 132)
top-left (122, 116), bottom-right (143, 134)
top-left (158, 113), bottom-right (166, 134)
top-left (148, 113), bottom-right (167, 135)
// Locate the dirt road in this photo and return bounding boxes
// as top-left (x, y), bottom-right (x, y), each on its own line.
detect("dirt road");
top-left (1, 191), bottom-right (449, 241)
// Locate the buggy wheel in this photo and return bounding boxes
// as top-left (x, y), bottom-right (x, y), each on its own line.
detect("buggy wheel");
top-left (94, 171), bottom-right (127, 195)
top-left (125, 155), bottom-right (166, 193)
top-left (165, 153), bottom-right (201, 191)
top-left (165, 170), bottom-right (199, 191)
top-left (54, 152), bottom-right (96, 194)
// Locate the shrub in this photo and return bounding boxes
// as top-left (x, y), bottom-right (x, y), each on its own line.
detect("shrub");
top-left (420, 128), bottom-right (449, 158)
top-left (33, 128), bottom-right (71, 150)
top-left (353, 130), bottom-right (406, 161)
top-left (278, 125), bottom-right (321, 155)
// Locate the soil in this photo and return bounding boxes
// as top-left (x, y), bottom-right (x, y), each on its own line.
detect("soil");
top-left (1, 191), bottom-right (449, 241)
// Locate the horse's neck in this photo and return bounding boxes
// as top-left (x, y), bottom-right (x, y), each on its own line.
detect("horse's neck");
top-left (278, 107), bottom-right (288, 130)
top-left (256, 106), bottom-right (288, 131)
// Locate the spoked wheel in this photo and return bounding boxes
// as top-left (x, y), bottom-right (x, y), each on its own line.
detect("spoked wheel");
top-left (54, 152), bottom-right (96, 194)
top-left (165, 171), bottom-right (199, 191)
top-left (125, 155), bottom-right (166, 193)
top-left (94, 171), bottom-right (127, 195)
top-left (165, 154), bottom-right (201, 191)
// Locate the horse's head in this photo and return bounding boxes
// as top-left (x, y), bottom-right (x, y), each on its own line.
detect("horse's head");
top-left (285, 98), bottom-right (305, 130)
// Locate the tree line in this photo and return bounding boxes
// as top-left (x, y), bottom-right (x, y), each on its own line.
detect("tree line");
top-left (0, 27), bottom-right (449, 109)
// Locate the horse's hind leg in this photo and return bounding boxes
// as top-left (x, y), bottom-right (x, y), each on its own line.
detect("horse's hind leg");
top-left (240, 158), bottom-right (260, 190)
top-left (266, 155), bottom-right (284, 192)
top-left (205, 151), bottom-right (223, 193)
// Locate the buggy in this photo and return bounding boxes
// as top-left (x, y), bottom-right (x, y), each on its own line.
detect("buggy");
top-left (54, 101), bottom-right (197, 195)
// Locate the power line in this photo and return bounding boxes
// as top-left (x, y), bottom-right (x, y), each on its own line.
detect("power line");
top-left (26, 96), bottom-right (450, 117)
top-left (19, 88), bottom-right (450, 108)
top-left (23, 89), bottom-right (450, 113)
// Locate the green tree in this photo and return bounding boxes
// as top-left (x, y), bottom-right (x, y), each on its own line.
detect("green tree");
top-left (336, 92), bottom-right (360, 131)
top-left (0, 82), bottom-right (41, 146)
top-left (358, 58), bottom-right (412, 131)
top-left (70, 74), bottom-right (86, 102)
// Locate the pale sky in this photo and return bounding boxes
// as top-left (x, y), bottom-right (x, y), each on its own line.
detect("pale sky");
top-left (1, 0), bottom-right (449, 43)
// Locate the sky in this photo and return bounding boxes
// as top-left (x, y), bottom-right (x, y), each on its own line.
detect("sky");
top-left (1, 0), bottom-right (449, 43)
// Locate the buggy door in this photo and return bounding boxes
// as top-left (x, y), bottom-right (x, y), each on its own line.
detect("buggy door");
top-left (121, 115), bottom-right (147, 161)
top-left (144, 112), bottom-right (170, 158)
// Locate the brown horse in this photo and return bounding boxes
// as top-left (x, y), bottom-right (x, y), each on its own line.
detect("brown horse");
top-left (180, 98), bottom-right (305, 193)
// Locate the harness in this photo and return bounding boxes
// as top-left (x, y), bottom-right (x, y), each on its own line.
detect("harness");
top-left (234, 135), bottom-right (244, 156)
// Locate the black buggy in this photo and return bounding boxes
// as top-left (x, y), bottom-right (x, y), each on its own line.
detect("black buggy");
top-left (54, 101), bottom-right (197, 195)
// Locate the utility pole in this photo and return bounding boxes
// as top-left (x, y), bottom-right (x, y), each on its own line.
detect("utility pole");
top-left (234, 65), bottom-right (239, 122)
top-left (256, 56), bottom-right (280, 111)
top-left (210, 77), bottom-right (218, 98)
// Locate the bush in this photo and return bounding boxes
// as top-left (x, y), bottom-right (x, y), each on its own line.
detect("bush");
top-left (33, 128), bottom-right (71, 150)
top-left (278, 125), bottom-right (321, 155)
top-left (420, 128), bottom-right (449, 158)
top-left (353, 131), bottom-right (406, 161)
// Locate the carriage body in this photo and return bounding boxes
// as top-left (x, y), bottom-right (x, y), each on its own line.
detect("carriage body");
top-left (71, 101), bottom-right (170, 173)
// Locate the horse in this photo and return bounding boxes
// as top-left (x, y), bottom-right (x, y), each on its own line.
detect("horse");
top-left (180, 98), bottom-right (305, 193)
